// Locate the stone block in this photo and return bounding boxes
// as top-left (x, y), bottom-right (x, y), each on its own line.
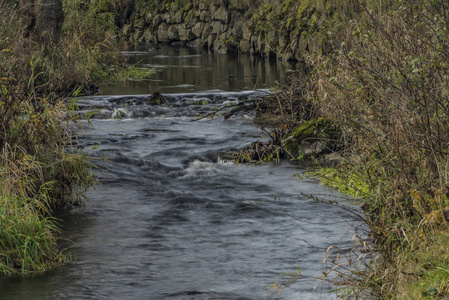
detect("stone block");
top-left (207, 34), bottom-right (217, 49)
top-left (212, 21), bottom-right (222, 34)
top-left (242, 21), bottom-right (252, 41)
top-left (167, 25), bottom-right (179, 41)
top-left (192, 22), bottom-right (205, 38)
top-left (201, 25), bottom-right (212, 40)
top-left (185, 18), bottom-right (197, 29)
top-left (239, 39), bottom-right (251, 53)
top-left (178, 24), bottom-right (195, 41)
top-left (173, 11), bottom-right (184, 23)
top-left (213, 39), bottom-right (221, 50)
top-left (143, 28), bottom-right (155, 42)
top-left (157, 22), bottom-right (170, 42)
top-left (214, 7), bottom-right (229, 23)
top-left (232, 20), bottom-right (243, 40)
top-left (152, 14), bottom-right (163, 27)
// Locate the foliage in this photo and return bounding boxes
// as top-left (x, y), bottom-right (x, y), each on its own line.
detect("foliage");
top-left (246, 0), bottom-right (449, 298)
top-left (0, 77), bottom-right (96, 275)
top-left (0, 0), bottom-right (150, 94)
top-left (234, 77), bottom-right (322, 163)
top-left (303, 0), bottom-right (449, 297)
top-left (0, 197), bottom-right (64, 275)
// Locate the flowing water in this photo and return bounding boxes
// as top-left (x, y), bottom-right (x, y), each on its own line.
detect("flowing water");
top-left (1, 44), bottom-right (362, 299)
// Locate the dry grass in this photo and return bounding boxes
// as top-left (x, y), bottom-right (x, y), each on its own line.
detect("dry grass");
top-left (254, 0), bottom-right (449, 298)
top-left (304, 0), bottom-right (449, 297)
top-left (0, 0), bottom-right (131, 94)
top-left (0, 77), bottom-right (96, 275)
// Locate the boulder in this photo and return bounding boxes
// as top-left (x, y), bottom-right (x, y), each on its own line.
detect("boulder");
top-left (201, 25), bottom-right (212, 40)
top-left (152, 14), bottom-right (164, 27)
top-left (192, 22), bottom-right (205, 38)
top-left (213, 39), bottom-right (221, 50)
top-left (144, 12), bottom-right (153, 24)
top-left (214, 6), bottom-right (230, 23)
top-left (185, 18), bottom-right (197, 29)
top-left (157, 22), bottom-right (170, 42)
top-left (173, 11), bottom-right (184, 23)
top-left (212, 21), bottom-right (222, 34)
top-left (178, 24), bottom-right (195, 41)
top-left (233, 20), bottom-right (244, 40)
top-left (242, 21), bottom-right (252, 41)
top-left (198, 10), bottom-right (208, 22)
top-left (187, 38), bottom-right (205, 47)
top-left (239, 39), bottom-right (251, 52)
top-left (207, 34), bottom-right (217, 49)
top-left (167, 25), bottom-right (179, 41)
top-left (282, 118), bottom-right (341, 160)
top-left (143, 28), bottom-right (156, 42)
top-left (162, 12), bottom-right (173, 24)
top-left (213, 7), bottom-right (229, 23)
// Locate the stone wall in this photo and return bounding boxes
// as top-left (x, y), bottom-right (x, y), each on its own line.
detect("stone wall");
top-left (121, 0), bottom-right (340, 61)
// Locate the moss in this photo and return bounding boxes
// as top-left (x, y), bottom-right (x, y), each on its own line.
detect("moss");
top-left (325, 2), bottom-right (334, 15)
top-left (91, 0), bottom-right (110, 13)
top-left (283, 118), bottom-right (341, 158)
top-left (312, 167), bottom-right (371, 198)
top-left (297, 0), bottom-right (311, 19)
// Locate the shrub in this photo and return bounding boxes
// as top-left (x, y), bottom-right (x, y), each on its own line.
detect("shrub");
top-left (309, 0), bottom-right (449, 297)
top-left (0, 77), bottom-right (96, 275)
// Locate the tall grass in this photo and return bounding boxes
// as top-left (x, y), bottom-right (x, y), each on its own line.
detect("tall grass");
top-left (0, 1), bottom-right (105, 275)
top-left (307, 0), bottom-right (449, 297)
top-left (0, 76), bottom-right (96, 275)
top-left (0, 0), bottom-right (131, 94)
top-left (250, 0), bottom-right (449, 297)
top-left (0, 0), bottom-right (157, 276)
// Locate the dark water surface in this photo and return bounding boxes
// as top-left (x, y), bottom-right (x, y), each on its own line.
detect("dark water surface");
top-left (102, 43), bottom-right (303, 94)
top-left (1, 44), bottom-right (361, 299)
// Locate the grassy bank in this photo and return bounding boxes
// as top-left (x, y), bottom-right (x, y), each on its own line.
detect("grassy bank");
top-left (242, 0), bottom-right (449, 298)
top-left (0, 0), bottom-right (147, 276)
top-left (1, 0), bottom-right (153, 94)
top-left (0, 78), bottom-right (96, 275)
top-left (311, 0), bottom-right (449, 298)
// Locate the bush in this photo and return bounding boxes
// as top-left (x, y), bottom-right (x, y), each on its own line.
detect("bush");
top-left (0, 77), bottom-right (96, 275)
top-left (0, 0), bottom-right (127, 94)
top-left (310, 0), bottom-right (449, 297)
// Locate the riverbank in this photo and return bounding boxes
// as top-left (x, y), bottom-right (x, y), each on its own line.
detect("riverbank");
top-left (0, 0), bottom-right (150, 276)
top-left (236, 1), bottom-right (449, 298)
top-left (311, 1), bottom-right (449, 297)
top-left (2, 0), bottom-right (448, 298)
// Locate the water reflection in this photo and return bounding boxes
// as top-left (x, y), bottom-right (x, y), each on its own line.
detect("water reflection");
top-left (101, 43), bottom-right (302, 95)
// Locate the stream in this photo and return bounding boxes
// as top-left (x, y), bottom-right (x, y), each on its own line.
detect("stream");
top-left (1, 44), bottom-right (362, 299)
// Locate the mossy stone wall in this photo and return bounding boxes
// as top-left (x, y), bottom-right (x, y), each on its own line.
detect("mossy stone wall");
top-left (121, 0), bottom-right (342, 61)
